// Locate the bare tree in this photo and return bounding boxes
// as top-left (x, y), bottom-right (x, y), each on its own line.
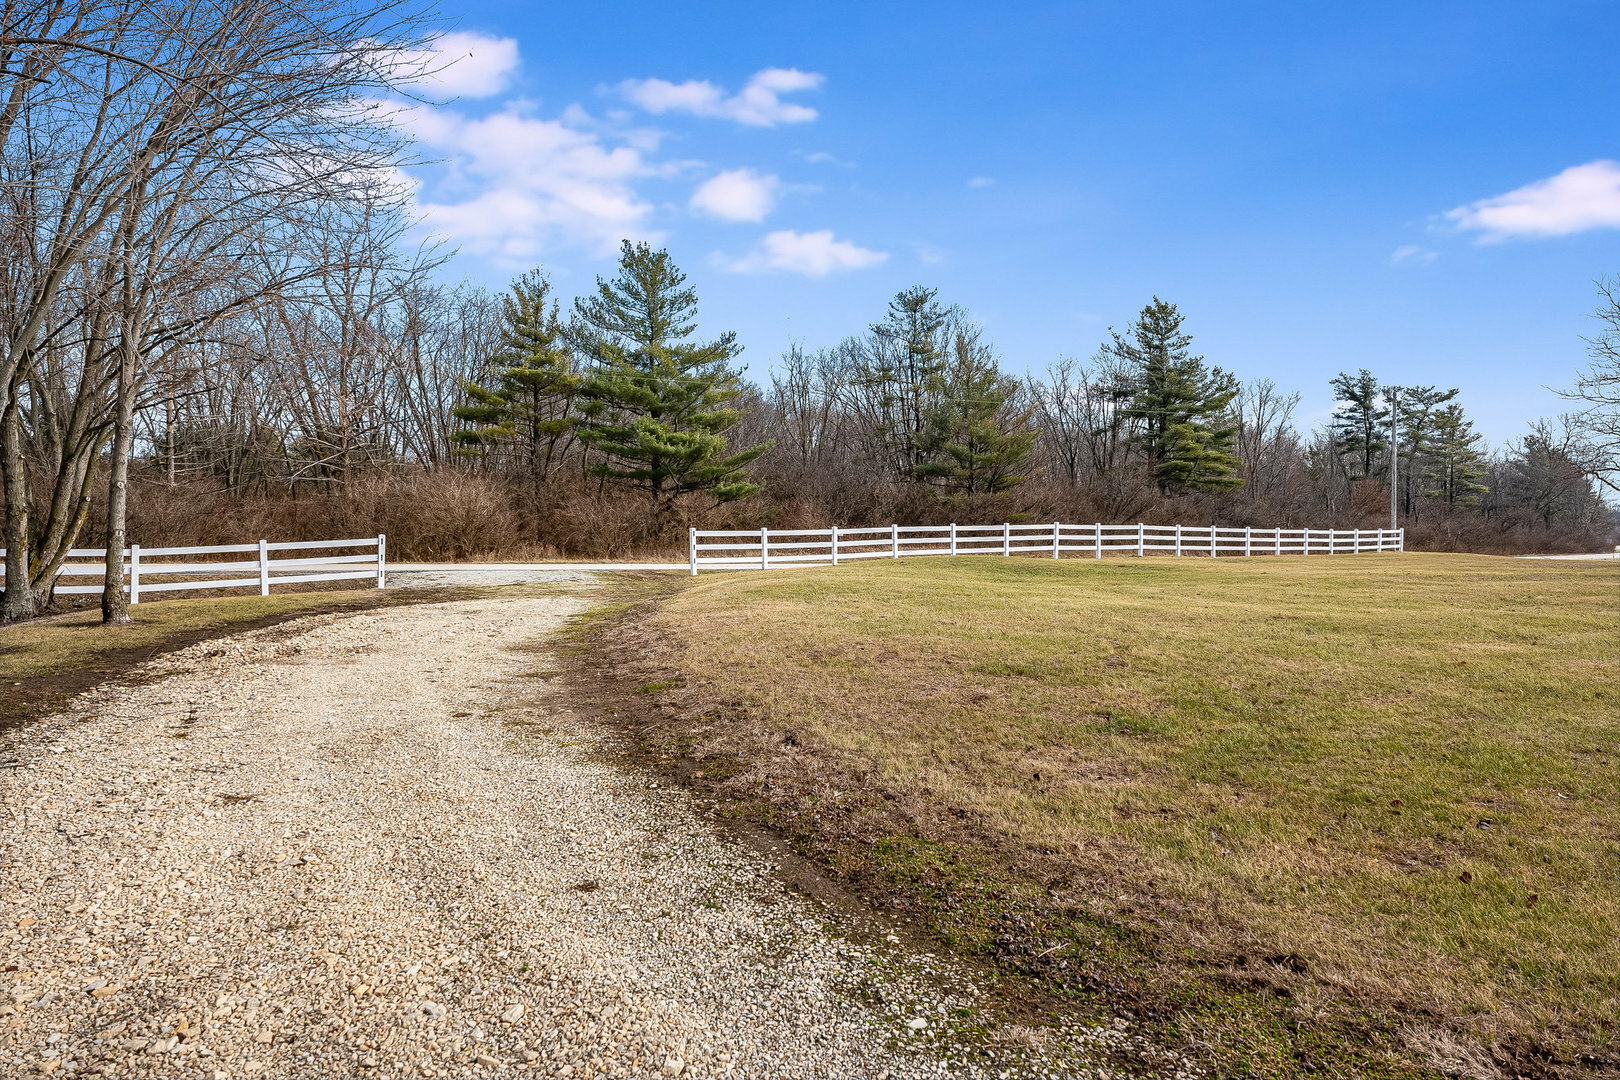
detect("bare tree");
top-left (1490, 419), bottom-right (1611, 529)
top-left (1030, 350), bottom-right (1135, 483)
top-left (388, 279), bottom-right (500, 467)
top-left (254, 198), bottom-right (439, 490)
top-left (768, 342), bottom-right (852, 475)
top-left (1232, 377), bottom-right (1302, 505)
top-left (0, 0), bottom-right (433, 621)
top-left (1559, 275), bottom-right (1620, 493)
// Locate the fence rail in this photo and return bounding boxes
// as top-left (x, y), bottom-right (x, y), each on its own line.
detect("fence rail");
top-left (0, 535), bottom-right (386, 601)
top-left (688, 523), bottom-right (1402, 575)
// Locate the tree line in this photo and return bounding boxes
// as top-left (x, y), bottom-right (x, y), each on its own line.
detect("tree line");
top-left (2, 2), bottom-right (1615, 626)
top-left (124, 236), bottom-right (1608, 561)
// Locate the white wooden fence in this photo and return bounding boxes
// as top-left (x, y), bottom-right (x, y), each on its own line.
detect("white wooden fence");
top-left (689, 522), bottom-right (1403, 575)
top-left (0, 535), bottom-right (386, 601)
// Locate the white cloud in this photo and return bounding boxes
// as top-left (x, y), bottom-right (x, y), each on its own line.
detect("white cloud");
top-left (1391, 245), bottom-right (1437, 264)
top-left (394, 101), bottom-right (655, 261)
top-left (619, 68), bottom-right (823, 127)
top-left (966, 176), bottom-right (995, 188)
top-left (727, 229), bottom-right (887, 276)
top-left (1446, 160), bottom-right (1620, 240)
top-left (402, 32), bottom-right (521, 99)
top-left (690, 168), bottom-right (779, 222)
top-left (382, 57), bottom-right (836, 266)
top-left (800, 150), bottom-right (855, 167)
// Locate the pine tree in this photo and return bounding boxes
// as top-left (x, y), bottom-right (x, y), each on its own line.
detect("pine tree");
top-left (571, 241), bottom-right (767, 507)
top-left (1426, 403), bottom-right (1488, 508)
top-left (1112, 297), bottom-right (1241, 492)
top-left (1394, 384), bottom-right (1459, 515)
top-left (1329, 369), bottom-right (1388, 480)
top-left (851, 286), bottom-right (951, 484)
top-left (452, 271), bottom-right (580, 496)
top-left (916, 329), bottom-right (1038, 495)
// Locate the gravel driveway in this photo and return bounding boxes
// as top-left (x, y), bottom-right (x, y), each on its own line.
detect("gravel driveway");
top-left (1, 592), bottom-right (1184, 1079)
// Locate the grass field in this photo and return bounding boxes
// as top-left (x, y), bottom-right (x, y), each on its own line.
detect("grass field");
top-left (634, 553), bottom-right (1619, 1075)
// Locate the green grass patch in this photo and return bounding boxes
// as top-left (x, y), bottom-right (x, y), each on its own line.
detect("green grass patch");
top-left (643, 553), bottom-right (1619, 1073)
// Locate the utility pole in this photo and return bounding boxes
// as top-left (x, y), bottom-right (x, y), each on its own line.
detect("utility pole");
top-left (1388, 385), bottom-right (1399, 530)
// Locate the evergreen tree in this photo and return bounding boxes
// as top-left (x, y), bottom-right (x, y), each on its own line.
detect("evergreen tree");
top-left (916, 328), bottom-right (1038, 495)
top-left (1426, 403), bottom-right (1488, 508)
top-left (1112, 297), bottom-right (1242, 492)
top-left (452, 271), bottom-right (580, 495)
top-left (851, 286), bottom-right (952, 484)
top-left (571, 241), bottom-right (767, 507)
top-left (1329, 369), bottom-right (1388, 480)
top-left (1394, 384), bottom-right (1459, 515)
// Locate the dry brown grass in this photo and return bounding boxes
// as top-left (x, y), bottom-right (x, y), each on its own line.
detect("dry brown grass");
top-left (631, 552), bottom-right (1619, 1074)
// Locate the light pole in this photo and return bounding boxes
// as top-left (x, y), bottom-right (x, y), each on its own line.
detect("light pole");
top-left (1388, 386), bottom-right (1399, 531)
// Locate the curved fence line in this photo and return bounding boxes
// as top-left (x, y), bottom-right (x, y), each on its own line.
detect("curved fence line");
top-left (0, 536), bottom-right (386, 601)
top-left (688, 523), bottom-right (1403, 576)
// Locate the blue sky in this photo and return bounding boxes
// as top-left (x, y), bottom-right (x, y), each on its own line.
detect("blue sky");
top-left (395, 0), bottom-right (1620, 444)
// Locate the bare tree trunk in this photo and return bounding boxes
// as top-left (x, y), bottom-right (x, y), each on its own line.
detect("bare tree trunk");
top-left (101, 342), bottom-right (138, 624)
top-left (166, 393), bottom-right (176, 485)
top-left (1, 394), bottom-right (34, 621)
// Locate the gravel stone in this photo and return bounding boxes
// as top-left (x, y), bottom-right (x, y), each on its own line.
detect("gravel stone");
top-left (1, 593), bottom-right (1197, 1079)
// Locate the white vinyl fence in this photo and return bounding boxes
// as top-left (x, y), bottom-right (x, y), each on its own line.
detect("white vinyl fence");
top-left (0, 535), bottom-right (386, 601)
top-left (689, 522), bottom-right (1403, 575)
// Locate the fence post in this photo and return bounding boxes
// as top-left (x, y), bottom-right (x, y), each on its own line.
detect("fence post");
top-left (830, 525), bottom-right (839, 566)
top-left (129, 544), bottom-right (141, 605)
top-left (689, 528), bottom-right (698, 576)
top-left (1303, 529), bottom-right (1310, 556)
top-left (1175, 524), bottom-right (1182, 557)
top-left (1002, 522), bottom-right (1011, 556)
top-left (1137, 523), bottom-right (1144, 557)
top-left (1398, 527), bottom-right (1405, 552)
top-left (760, 527), bottom-right (769, 570)
top-left (259, 538), bottom-right (270, 596)
top-left (1275, 528), bottom-right (1282, 556)
top-left (1052, 521), bottom-right (1060, 559)
top-left (950, 521), bottom-right (957, 556)
top-left (1245, 526), bottom-right (1252, 557)
top-left (1353, 528), bottom-right (1361, 554)
top-left (1094, 523), bottom-right (1102, 560)
top-left (891, 523), bottom-right (899, 559)
top-left (376, 534), bottom-right (386, 588)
